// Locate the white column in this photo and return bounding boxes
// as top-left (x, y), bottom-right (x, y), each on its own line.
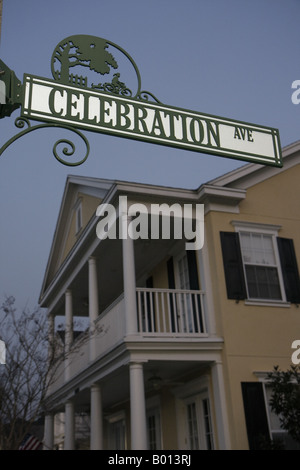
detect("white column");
top-left (129, 362), bottom-right (147, 450)
top-left (90, 384), bottom-right (103, 450)
top-left (65, 290), bottom-right (73, 381)
top-left (122, 214), bottom-right (138, 335)
top-left (211, 361), bottom-right (231, 449)
top-left (64, 400), bottom-right (75, 450)
top-left (43, 413), bottom-right (54, 450)
top-left (88, 257), bottom-right (99, 361)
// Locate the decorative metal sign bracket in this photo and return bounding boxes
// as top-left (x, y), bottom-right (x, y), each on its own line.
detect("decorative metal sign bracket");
top-left (0, 35), bottom-right (283, 168)
top-left (0, 35), bottom-right (160, 166)
top-left (0, 116), bottom-right (90, 166)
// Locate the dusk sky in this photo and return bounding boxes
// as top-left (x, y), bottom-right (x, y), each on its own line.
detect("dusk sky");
top-left (0, 0), bottom-right (300, 311)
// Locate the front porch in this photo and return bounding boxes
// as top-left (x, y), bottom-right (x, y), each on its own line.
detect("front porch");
top-left (44, 354), bottom-right (228, 450)
top-left (43, 208), bottom-right (223, 449)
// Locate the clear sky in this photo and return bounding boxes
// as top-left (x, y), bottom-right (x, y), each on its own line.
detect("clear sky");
top-left (0, 0), bottom-right (300, 310)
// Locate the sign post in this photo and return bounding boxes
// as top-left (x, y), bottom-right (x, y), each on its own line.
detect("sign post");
top-left (0, 35), bottom-right (283, 167)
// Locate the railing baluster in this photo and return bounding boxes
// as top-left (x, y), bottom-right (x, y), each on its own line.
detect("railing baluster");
top-left (174, 291), bottom-right (179, 333)
top-left (199, 293), bottom-right (206, 333)
top-left (178, 291), bottom-right (184, 333)
top-left (194, 293), bottom-right (201, 333)
top-left (154, 291), bottom-right (159, 333)
top-left (137, 290), bottom-right (142, 332)
top-left (143, 291), bottom-right (149, 333)
top-left (183, 292), bottom-right (188, 332)
top-left (149, 290), bottom-right (155, 332)
top-left (166, 292), bottom-right (171, 333)
top-left (161, 291), bottom-right (166, 333)
top-left (135, 288), bottom-right (206, 335)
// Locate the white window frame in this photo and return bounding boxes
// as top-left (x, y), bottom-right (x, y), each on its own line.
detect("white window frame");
top-left (146, 396), bottom-right (162, 450)
top-left (232, 221), bottom-right (289, 306)
top-left (184, 392), bottom-right (214, 450)
top-left (106, 411), bottom-right (127, 450)
top-left (174, 377), bottom-right (215, 450)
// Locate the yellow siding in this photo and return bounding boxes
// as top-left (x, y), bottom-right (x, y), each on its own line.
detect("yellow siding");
top-left (207, 162), bottom-right (300, 449)
top-left (61, 193), bottom-right (101, 264)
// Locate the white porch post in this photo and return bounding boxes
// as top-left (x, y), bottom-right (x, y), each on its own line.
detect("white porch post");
top-left (129, 362), bottom-right (147, 450)
top-left (43, 413), bottom-right (54, 450)
top-left (88, 256), bottom-right (99, 361)
top-left (121, 213), bottom-right (138, 335)
top-left (90, 383), bottom-right (103, 450)
top-left (211, 361), bottom-right (231, 449)
top-left (64, 400), bottom-right (75, 450)
top-left (65, 290), bottom-right (73, 381)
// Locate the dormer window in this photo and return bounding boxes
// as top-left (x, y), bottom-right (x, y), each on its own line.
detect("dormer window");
top-left (75, 199), bottom-right (82, 234)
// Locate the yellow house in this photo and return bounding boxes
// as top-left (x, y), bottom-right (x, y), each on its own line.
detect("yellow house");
top-left (40, 140), bottom-right (300, 450)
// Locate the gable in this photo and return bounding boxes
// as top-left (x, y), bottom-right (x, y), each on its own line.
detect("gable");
top-left (39, 176), bottom-right (114, 298)
top-left (60, 192), bottom-right (101, 266)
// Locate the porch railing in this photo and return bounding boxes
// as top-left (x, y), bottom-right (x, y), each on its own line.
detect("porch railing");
top-left (136, 288), bottom-right (206, 335)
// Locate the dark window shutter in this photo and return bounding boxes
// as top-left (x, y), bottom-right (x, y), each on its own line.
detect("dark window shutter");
top-left (241, 382), bottom-right (270, 450)
top-left (277, 237), bottom-right (300, 303)
top-left (167, 257), bottom-right (175, 289)
top-left (220, 232), bottom-right (247, 300)
top-left (186, 249), bottom-right (200, 290)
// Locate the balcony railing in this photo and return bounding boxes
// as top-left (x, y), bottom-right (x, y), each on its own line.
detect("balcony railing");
top-left (136, 288), bottom-right (206, 335)
top-left (48, 288), bottom-right (207, 394)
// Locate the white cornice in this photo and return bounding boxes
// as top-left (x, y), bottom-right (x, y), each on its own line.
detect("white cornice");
top-left (197, 184), bottom-right (246, 213)
top-left (205, 140), bottom-right (300, 190)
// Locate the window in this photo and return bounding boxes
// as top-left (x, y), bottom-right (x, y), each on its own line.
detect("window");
top-left (185, 395), bottom-right (214, 450)
top-left (107, 412), bottom-right (126, 450)
top-left (264, 385), bottom-right (300, 450)
top-left (168, 250), bottom-right (203, 333)
top-left (75, 199), bottom-right (82, 234)
top-left (175, 253), bottom-right (194, 332)
top-left (242, 381), bottom-right (300, 450)
top-left (202, 398), bottom-right (214, 450)
top-left (175, 377), bottom-right (215, 450)
top-left (146, 407), bottom-right (161, 450)
top-left (239, 231), bottom-right (283, 300)
top-left (220, 223), bottom-right (300, 304)
top-left (186, 401), bottom-right (199, 449)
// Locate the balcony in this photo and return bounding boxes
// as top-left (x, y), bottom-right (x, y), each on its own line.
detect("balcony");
top-left (136, 288), bottom-right (206, 336)
top-left (49, 288), bottom-right (207, 394)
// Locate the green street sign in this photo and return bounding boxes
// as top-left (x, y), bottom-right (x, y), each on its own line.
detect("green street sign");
top-left (0, 35), bottom-right (283, 167)
top-left (21, 73), bottom-right (281, 167)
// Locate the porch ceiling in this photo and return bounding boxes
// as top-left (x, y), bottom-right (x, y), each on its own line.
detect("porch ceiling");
top-left (71, 359), bottom-right (211, 413)
top-left (67, 235), bottom-right (184, 318)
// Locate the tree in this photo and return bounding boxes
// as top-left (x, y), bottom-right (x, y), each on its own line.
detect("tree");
top-left (51, 36), bottom-right (118, 83)
top-left (0, 296), bottom-right (100, 450)
top-left (0, 296), bottom-right (57, 450)
top-left (267, 364), bottom-right (300, 446)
